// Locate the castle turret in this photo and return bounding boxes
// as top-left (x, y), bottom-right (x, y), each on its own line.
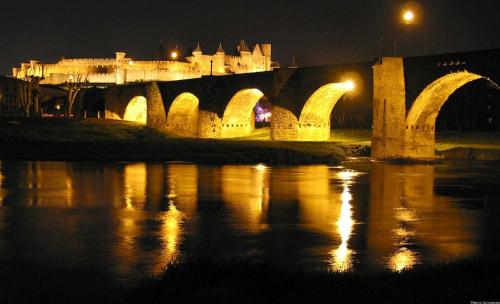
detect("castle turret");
top-left (193, 42), bottom-right (203, 56)
top-left (261, 44), bottom-right (272, 71)
top-left (238, 40), bottom-right (251, 55)
top-left (115, 52), bottom-right (126, 84)
top-left (215, 42), bottom-right (226, 74)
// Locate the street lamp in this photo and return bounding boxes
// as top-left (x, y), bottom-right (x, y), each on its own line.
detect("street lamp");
top-left (402, 10), bottom-right (415, 24)
top-left (378, 8), bottom-right (418, 57)
top-left (170, 45), bottom-right (179, 60)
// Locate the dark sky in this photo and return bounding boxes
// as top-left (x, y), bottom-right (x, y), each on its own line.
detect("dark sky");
top-left (2, 0), bottom-right (500, 74)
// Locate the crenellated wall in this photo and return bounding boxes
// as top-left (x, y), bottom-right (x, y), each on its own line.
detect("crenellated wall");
top-left (13, 41), bottom-right (274, 85)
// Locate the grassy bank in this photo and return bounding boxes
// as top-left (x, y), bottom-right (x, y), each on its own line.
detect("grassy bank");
top-left (0, 118), bottom-right (345, 165)
top-left (1, 256), bottom-right (499, 303)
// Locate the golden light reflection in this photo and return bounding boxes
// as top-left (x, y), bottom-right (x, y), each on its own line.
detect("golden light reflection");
top-left (124, 163), bottom-right (147, 210)
top-left (167, 164), bottom-right (198, 217)
top-left (65, 177), bottom-right (73, 207)
top-left (221, 166), bottom-right (270, 232)
top-left (123, 96), bottom-right (147, 125)
top-left (162, 202), bottom-right (183, 258)
top-left (255, 163), bottom-right (267, 172)
top-left (389, 247), bottom-right (417, 272)
top-left (331, 182), bottom-right (355, 272)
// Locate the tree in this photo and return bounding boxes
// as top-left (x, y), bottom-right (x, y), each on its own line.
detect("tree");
top-left (16, 76), bottom-right (44, 118)
top-left (64, 74), bottom-right (89, 118)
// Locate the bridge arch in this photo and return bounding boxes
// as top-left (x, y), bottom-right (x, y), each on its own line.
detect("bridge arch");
top-left (404, 71), bottom-right (497, 157)
top-left (221, 88), bottom-right (266, 138)
top-left (297, 82), bottom-right (354, 141)
top-left (123, 96), bottom-right (147, 124)
top-left (166, 93), bottom-right (199, 137)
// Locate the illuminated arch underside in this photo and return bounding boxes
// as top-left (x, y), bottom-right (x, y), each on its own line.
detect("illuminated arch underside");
top-left (166, 93), bottom-right (199, 137)
top-left (406, 71), bottom-right (483, 128)
top-left (221, 89), bottom-right (264, 138)
top-left (123, 96), bottom-right (147, 124)
top-left (298, 83), bottom-right (351, 141)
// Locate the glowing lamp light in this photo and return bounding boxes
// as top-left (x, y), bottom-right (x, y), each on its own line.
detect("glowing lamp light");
top-left (171, 51), bottom-right (178, 60)
top-left (255, 164), bottom-right (267, 172)
top-left (343, 80), bottom-right (355, 91)
top-left (403, 10), bottom-right (415, 24)
top-left (128, 60), bottom-right (134, 66)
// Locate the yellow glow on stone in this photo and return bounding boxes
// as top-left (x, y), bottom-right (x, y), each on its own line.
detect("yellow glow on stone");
top-left (406, 72), bottom-right (483, 129)
top-left (298, 82), bottom-right (353, 141)
top-left (166, 92), bottom-right (200, 137)
top-left (124, 96), bottom-right (147, 125)
top-left (221, 88), bottom-right (265, 138)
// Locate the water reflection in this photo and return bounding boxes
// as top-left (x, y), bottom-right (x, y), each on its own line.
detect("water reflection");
top-left (221, 165), bottom-right (269, 233)
top-left (124, 163), bottom-right (147, 209)
top-left (330, 177), bottom-right (355, 272)
top-left (0, 160), bottom-right (493, 284)
top-left (369, 163), bottom-right (480, 271)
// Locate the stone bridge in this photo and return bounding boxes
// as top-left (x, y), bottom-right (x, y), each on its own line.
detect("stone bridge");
top-left (103, 62), bottom-right (373, 141)
top-left (373, 48), bottom-right (500, 158)
top-left (98, 48), bottom-right (500, 159)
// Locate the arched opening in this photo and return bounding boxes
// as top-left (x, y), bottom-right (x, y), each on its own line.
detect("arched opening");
top-left (166, 93), bottom-right (199, 137)
top-left (123, 96), bottom-right (147, 124)
top-left (298, 82), bottom-right (353, 141)
top-left (405, 71), bottom-right (498, 157)
top-left (221, 88), bottom-right (266, 138)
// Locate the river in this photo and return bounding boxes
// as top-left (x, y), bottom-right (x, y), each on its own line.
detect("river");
top-left (0, 160), bottom-right (499, 288)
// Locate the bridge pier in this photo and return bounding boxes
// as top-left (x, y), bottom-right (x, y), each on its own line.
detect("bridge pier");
top-left (371, 57), bottom-right (408, 158)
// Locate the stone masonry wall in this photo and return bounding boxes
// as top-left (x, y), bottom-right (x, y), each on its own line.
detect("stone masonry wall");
top-left (371, 58), bottom-right (407, 158)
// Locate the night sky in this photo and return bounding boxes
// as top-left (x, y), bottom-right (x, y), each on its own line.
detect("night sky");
top-left (1, 0), bottom-right (499, 74)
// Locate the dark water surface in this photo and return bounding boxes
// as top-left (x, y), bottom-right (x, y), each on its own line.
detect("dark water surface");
top-left (1, 160), bottom-right (499, 288)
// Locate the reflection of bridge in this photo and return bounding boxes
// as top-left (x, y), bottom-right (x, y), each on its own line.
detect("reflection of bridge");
top-left (98, 48), bottom-right (500, 159)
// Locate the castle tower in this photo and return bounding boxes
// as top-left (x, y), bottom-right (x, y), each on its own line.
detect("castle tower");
top-left (215, 42), bottom-right (226, 74)
top-left (261, 44), bottom-right (272, 71)
top-left (115, 52), bottom-right (126, 84)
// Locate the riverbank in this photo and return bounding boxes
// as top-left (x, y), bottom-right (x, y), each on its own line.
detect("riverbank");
top-left (0, 118), bottom-right (345, 165)
top-left (1, 256), bottom-right (499, 303)
top-left (2, 119), bottom-right (500, 162)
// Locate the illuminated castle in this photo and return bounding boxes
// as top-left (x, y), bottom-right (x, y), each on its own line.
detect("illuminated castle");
top-left (12, 41), bottom-right (274, 85)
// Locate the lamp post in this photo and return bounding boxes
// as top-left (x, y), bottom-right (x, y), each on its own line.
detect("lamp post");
top-left (378, 8), bottom-right (417, 57)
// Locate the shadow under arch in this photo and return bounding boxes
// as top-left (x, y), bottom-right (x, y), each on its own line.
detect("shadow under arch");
top-left (221, 88), bottom-right (265, 138)
top-left (166, 93), bottom-right (199, 137)
top-left (298, 83), bottom-right (353, 141)
top-left (404, 71), bottom-right (498, 157)
top-left (123, 96), bottom-right (147, 124)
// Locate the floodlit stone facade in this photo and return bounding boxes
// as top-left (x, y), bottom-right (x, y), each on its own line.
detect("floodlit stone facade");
top-left (12, 41), bottom-right (273, 85)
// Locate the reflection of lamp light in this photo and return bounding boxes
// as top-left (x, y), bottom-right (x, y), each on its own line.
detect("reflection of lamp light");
top-left (255, 163), bottom-right (267, 172)
top-left (331, 184), bottom-right (355, 272)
